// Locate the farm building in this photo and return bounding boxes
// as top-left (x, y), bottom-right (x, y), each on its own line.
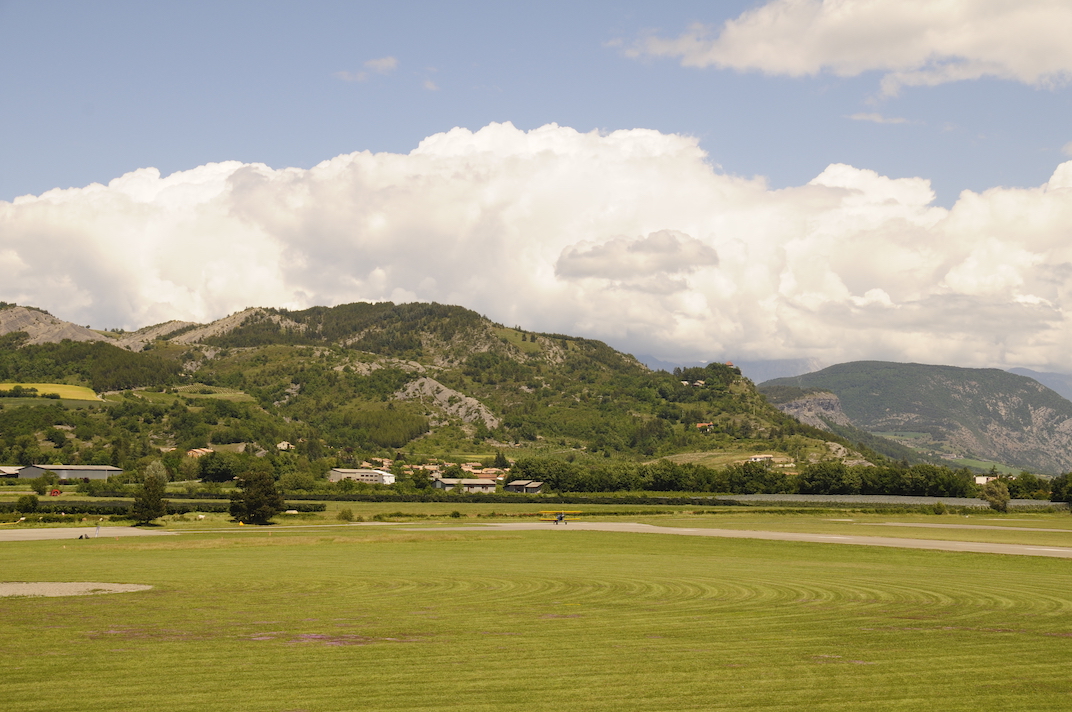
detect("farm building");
top-left (0, 466), bottom-right (22, 478)
top-left (18, 464), bottom-right (122, 481)
top-left (504, 479), bottom-right (544, 494)
top-left (432, 477), bottom-right (496, 493)
top-left (327, 468), bottom-right (395, 485)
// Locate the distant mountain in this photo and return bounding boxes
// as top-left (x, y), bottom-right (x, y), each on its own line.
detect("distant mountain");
top-left (632, 354), bottom-right (705, 373)
top-left (1009, 368), bottom-right (1072, 402)
top-left (734, 358), bottom-right (827, 384)
top-left (761, 361), bottom-right (1072, 474)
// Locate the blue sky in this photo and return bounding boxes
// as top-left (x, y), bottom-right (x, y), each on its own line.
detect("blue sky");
top-left (3, 1), bottom-right (1068, 205)
top-left (2, 1), bottom-right (1072, 374)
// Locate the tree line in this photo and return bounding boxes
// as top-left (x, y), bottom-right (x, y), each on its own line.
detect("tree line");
top-left (507, 457), bottom-right (1061, 499)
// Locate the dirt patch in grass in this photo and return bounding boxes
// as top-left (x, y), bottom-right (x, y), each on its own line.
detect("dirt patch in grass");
top-left (0, 582), bottom-right (152, 597)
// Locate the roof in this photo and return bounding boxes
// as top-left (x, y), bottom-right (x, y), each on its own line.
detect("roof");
top-left (507, 480), bottom-right (532, 487)
top-left (436, 478), bottom-right (496, 485)
top-left (31, 464), bottom-right (121, 471)
top-left (330, 468), bottom-right (391, 476)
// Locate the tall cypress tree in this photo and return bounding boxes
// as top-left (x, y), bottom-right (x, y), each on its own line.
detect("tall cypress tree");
top-left (133, 461), bottom-right (169, 524)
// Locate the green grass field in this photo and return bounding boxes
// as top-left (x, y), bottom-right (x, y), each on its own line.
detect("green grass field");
top-left (2, 521), bottom-right (1071, 711)
top-left (0, 382), bottom-right (99, 400)
top-left (948, 458), bottom-right (1021, 474)
top-left (123, 385), bottom-right (256, 404)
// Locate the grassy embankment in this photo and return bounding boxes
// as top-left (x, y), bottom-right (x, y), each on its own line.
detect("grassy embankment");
top-left (2, 524), bottom-right (1071, 711)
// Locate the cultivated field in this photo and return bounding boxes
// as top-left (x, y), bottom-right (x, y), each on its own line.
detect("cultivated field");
top-left (2, 519), bottom-right (1071, 711)
top-left (0, 382), bottom-right (99, 400)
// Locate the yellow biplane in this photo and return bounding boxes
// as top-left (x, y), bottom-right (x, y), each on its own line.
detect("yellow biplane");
top-left (539, 510), bottom-right (581, 524)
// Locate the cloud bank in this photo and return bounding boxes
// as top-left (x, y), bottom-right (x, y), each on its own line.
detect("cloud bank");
top-left (3, 122), bottom-right (1072, 371)
top-left (629, 0), bottom-right (1072, 95)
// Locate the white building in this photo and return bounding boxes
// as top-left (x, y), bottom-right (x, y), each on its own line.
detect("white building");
top-left (327, 468), bottom-right (395, 485)
top-left (18, 464), bottom-right (122, 481)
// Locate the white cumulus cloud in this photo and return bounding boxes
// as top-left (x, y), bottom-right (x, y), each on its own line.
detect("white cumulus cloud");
top-left (628, 0), bottom-right (1072, 95)
top-left (4, 122), bottom-right (1072, 372)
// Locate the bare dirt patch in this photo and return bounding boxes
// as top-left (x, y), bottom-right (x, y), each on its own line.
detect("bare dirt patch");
top-left (0, 582), bottom-right (152, 598)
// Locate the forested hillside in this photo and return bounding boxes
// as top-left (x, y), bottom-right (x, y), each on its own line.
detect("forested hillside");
top-left (0, 301), bottom-right (875, 485)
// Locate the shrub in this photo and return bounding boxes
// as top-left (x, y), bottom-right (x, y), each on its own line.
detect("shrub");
top-left (16, 494), bottom-right (39, 512)
top-left (336, 508), bottom-right (354, 522)
top-left (449, 510), bottom-right (463, 518)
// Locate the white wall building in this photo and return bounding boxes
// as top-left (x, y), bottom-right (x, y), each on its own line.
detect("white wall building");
top-left (327, 468), bottom-right (395, 485)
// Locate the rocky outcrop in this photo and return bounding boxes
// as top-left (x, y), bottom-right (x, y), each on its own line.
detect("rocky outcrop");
top-left (169, 308), bottom-right (305, 344)
top-left (115, 320), bottom-right (199, 352)
top-left (775, 391), bottom-right (853, 432)
top-left (0, 306), bottom-right (107, 346)
top-left (394, 377), bottom-right (500, 429)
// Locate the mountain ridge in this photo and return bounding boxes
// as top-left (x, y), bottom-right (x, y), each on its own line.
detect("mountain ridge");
top-left (762, 361), bottom-right (1072, 473)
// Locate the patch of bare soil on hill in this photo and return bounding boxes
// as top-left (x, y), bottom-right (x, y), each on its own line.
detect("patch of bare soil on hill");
top-left (0, 582), bottom-right (152, 598)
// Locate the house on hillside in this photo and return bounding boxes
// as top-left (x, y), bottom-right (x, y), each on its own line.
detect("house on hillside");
top-left (186, 448), bottom-right (214, 458)
top-left (432, 477), bottom-right (496, 493)
top-left (974, 475), bottom-right (998, 485)
top-left (504, 479), bottom-right (544, 494)
top-left (747, 455), bottom-right (774, 463)
top-left (18, 464), bottom-right (122, 481)
top-left (327, 468), bottom-right (395, 485)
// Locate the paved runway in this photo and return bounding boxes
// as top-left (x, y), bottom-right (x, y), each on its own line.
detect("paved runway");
top-left (858, 521), bottom-right (1072, 534)
top-left (0, 526), bottom-right (176, 542)
top-left (5, 521), bottom-right (1071, 558)
top-left (406, 521), bottom-right (1072, 559)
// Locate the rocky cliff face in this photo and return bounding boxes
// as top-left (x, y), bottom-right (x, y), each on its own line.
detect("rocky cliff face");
top-left (774, 391), bottom-right (853, 432)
